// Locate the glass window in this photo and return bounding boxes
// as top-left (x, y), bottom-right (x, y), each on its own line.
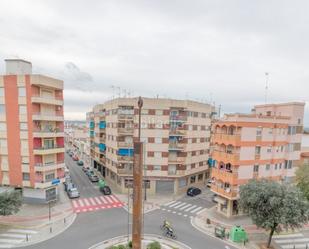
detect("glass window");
top-left (19, 105), bottom-right (27, 115)
top-left (0, 122), bottom-right (6, 131)
top-left (0, 139), bottom-right (7, 147)
top-left (256, 127), bottom-right (262, 136)
top-left (45, 173), bottom-right (55, 181)
top-left (18, 87), bottom-right (26, 97)
top-left (0, 88), bottom-right (4, 97)
top-left (156, 110), bottom-right (163, 115)
top-left (253, 164), bottom-right (259, 172)
top-left (22, 157), bottom-right (29, 164)
top-left (22, 173), bottom-right (30, 181)
top-left (0, 105), bottom-right (5, 114)
top-left (153, 165), bottom-right (161, 170)
top-left (154, 152), bottom-right (161, 158)
top-left (179, 178), bottom-right (187, 188)
top-left (190, 175), bottom-right (196, 183)
top-left (20, 122), bottom-right (28, 131)
top-left (255, 146), bottom-right (261, 155)
top-left (155, 138), bottom-right (162, 144)
top-left (267, 147), bottom-right (272, 153)
top-left (266, 164), bottom-right (270, 170)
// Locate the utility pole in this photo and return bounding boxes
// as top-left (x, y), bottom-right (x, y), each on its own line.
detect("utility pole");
top-left (132, 97), bottom-right (143, 249)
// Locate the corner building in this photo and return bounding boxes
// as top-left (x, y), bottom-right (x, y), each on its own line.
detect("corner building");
top-left (211, 102), bottom-right (305, 217)
top-left (0, 59), bottom-right (65, 203)
top-left (88, 98), bottom-right (215, 195)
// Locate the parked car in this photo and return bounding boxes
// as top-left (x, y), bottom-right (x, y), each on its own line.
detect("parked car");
top-left (187, 187), bottom-right (202, 197)
top-left (206, 179), bottom-right (213, 188)
top-left (72, 155), bottom-right (79, 161)
top-left (86, 169), bottom-right (95, 177)
top-left (82, 166), bottom-right (90, 172)
top-left (67, 187), bottom-right (80, 199)
top-left (69, 151), bottom-right (74, 157)
top-left (89, 174), bottom-right (99, 182)
top-left (66, 149), bottom-right (71, 154)
top-left (100, 186), bottom-right (111, 195)
top-left (212, 194), bottom-right (218, 203)
top-left (77, 160), bottom-right (84, 166)
top-left (65, 182), bottom-right (76, 192)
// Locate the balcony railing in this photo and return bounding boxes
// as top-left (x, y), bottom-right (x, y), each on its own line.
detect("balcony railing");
top-left (118, 167), bottom-right (133, 175)
top-left (212, 150), bottom-right (240, 164)
top-left (170, 115), bottom-right (187, 122)
top-left (32, 113), bottom-right (64, 121)
top-left (31, 95), bottom-right (63, 106)
top-left (33, 145), bottom-right (65, 154)
top-left (211, 185), bottom-right (238, 199)
top-left (118, 142), bottom-right (133, 148)
top-left (168, 142), bottom-right (184, 151)
top-left (117, 128), bottom-right (134, 134)
top-left (213, 133), bottom-right (241, 146)
top-left (168, 157), bottom-right (185, 163)
top-left (33, 127), bottom-right (64, 137)
top-left (117, 156), bottom-right (133, 162)
top-left (211, 167), bottom-right (238, 185)
top-left (118, 114), bottom-right (134, 120)
top-left (169, 129), bottom-right (186, 136)
top-left (34, 162), bottom-right (64, 171)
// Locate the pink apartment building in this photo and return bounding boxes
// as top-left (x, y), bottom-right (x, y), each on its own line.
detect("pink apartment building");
top-left (211, 102), bottom-right (305, 217)
top-left (0, 59), bottom-right (65, 203)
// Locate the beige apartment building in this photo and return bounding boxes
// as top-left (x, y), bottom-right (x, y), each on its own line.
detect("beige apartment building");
top-left (87, 97), bottom-right (215, 195)
top-left (210, 102), bottom-right (305, 217)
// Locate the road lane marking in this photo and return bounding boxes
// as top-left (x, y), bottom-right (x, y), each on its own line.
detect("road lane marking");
top-left (72, 200), bottom-right (79, 208)
top-left (94, 197), bottom-right (102, 204)
top-left (173, 202), bottom-right (187, 209)
top-left (100, 196), bottom-right (108, 204)
top-left (190, 206), bottom-right (203, 213)
top-left (179, 204), bottom-right (192, 210)
top-left (105, 196), bottom-right (113, 204)
top-left (78, 199), bottom-right (85, 207)
top-left (184, 205), bottom-right (197, 212)
top-left (172, 211), bottom-right (176, 214)
top-left (168, 201), bottom-right (181, 208)
top-left (196, 208), bottom-right (206, 215)
top-left (164, 201), bottom-right (176, 206)
top-left (110, 195), bottom-right (118, 202)
top-left (89, 198), bottom-right (96, 205)
top-left (83, 198), bottom-right (90, 206)
top-left (177, 212), bottom-right (182, 216)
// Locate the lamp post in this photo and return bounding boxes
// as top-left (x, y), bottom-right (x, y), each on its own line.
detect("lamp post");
top-left (132, 97), bottom-right (143, 249)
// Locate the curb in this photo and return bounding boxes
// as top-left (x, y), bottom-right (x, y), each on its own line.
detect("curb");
top-left (13, 212), bottom-right (77, 248)
top-left (88, 234), bottom-right (191, 249)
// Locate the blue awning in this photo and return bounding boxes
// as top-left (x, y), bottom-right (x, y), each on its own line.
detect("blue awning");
top-left (118, 148), bottom-right (134, 156)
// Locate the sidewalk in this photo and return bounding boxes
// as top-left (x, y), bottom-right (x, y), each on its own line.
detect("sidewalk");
top-left (0, 184), bottom-right (76, 248)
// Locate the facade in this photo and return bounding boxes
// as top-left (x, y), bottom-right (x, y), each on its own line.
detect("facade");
top-left (0, 59), bottom-right (65, 203)
top-left (88, 97), bottom-right (215, 195)
top-left (210, 102), bottom-right (305, 217)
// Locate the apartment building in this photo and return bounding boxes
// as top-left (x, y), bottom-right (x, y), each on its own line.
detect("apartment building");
top-left (0, 59), bottom-right (65, 203)
top-left (210, 102), bottom-right (305, 217)
top-left (88, 97), bottom-right (215, 195)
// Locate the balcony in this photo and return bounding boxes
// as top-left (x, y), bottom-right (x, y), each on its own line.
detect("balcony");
top-left (211, 167), bottom-right (238, 185)
top-left (33, 128), bottom-right (64, 138)
top-left (212, 150), bottom-right (239, 164)
top-left (118, 114), bottom-right (134, 120)
top-left (213, 133), bottom-right (241, 146)
top-left (117, 142), bottom-right (133, 148)
top-left (169, 129), bottom-right (186, 136)
top-left (35, 162), bottom-right (65, 172)
top-left (170, 115), bottom-right (187, 122)
top-left (168, 157), bottom-right (185, 164)
top-left (117, 155), bottom-right (133, 162)
top-left (117, 167), bottom-right (133, 175)
top-left (31, 95), bottom-right (63, 106)
top-left (118, 128), bottom-right (134, 135)
top-left (168, 142), bottom-right (184, 151)
top-left (211, 185), bottom-right (238, 200)
top-left (32, 113), bottom-right (64, 122)
top-left (33, 145), bottom-right (65, 155)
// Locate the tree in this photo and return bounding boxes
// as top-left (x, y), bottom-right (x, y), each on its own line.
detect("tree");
top-left (147, 241), bottom-right (161, 249)
top-left (295, 163), bottom-right (309, 201)
top-left (0, 190), bottom-right (22, 216)
top-left (239, 179), bottom-right (309, 248)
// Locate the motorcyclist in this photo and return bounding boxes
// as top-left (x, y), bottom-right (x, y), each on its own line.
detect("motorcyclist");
top-left (163, 220), bottom-right (171, 230)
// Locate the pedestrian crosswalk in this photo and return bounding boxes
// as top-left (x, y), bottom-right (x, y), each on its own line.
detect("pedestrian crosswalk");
top-left (273, 233), bottom-right (309, 249)
top-left (72, 195), bottom-right (124, 213)
top-left (0, 228), bottom-right (38, 248)
top-left (160, 201), bottom-right (206, 218)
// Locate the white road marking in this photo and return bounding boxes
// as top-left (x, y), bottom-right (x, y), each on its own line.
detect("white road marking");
top-left (78, 199), bottom-right (85, 207)
top-left (0, 234), bottom-right (28, 239)
top-left (100, 196), bottom-right (108, 204)
top-left (196, 208), bottom-right (206, 215)
top-left (168, 201), bottom-right (181, 208)
top-left (173, 202), bottom-right (187, 209)
top-left (172, 211), bottom-right (176, 214)
top-left (190, 206), bottom-right (203, 214)
top-left (105, 196), bottom-right (113, 204)
top-left (184, 205), bottom-right (197, 212)
top-left (273, 233), bottom-right (303, 239)
top-left (0, 238), bottom-right (23, 244)
top-left (94, 197), bottom-right (102, 205)
top-left (110, 195), bottom-right (118, 202)
top-left (282, 244), bottom-right (308, 249)
top-left (164, 201), bottom-right (176, 206)
top-left (179, 204), bottom-right (192, 210)
top-left (89, 198), bottom-right (96, 205)
top-left (177, 212), bottom-right (182, 216)
top-left (72, 200), bottom-right (79, 208)
top-left (8, 229), bottom-right (37, 234)
top-left (83, 198), bottom-right (90, 206)
top-left (276, 238), bottom-right (309, 244)
top-left (183, 214), bottom-right (188, 217)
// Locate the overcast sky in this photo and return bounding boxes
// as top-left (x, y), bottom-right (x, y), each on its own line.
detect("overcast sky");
top-left (0, 0), bottom-right (308, 125)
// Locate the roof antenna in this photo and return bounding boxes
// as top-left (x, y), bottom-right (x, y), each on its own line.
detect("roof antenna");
top-left (265, 72), bottom-right (269, 104)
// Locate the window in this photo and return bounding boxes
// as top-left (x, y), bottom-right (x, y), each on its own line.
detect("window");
top-left (275, 164), bottom-right (278, 170)
top-left (155, 122), bottom-right (162, 129)
top-left (198, 174), bottom-right (203, 181)
top-left (190, 175), bottom-right (196, 183)
top-left (0, 105), bottom-right (5, 114)
top-left (0, 88), bottom-right (4, 96)
top-left (22, 173), bottom-right (30, 181)
top-left (288, 126), bottom-right (296, 135)
top-left (0, 139), bottom-right (7, 148)
top-left (155, 138), bottom-right (162, 144)
top-left (45, 173), bottom-right (55, 181)
top-left (266, 164), bottom-right (270, 170)
top-left (253, 164), bottom-right (259, 172)
top-left (154, 165), bottom-right (161, 171)
top-left (255, 146), bottom-right (261, 155)
top-left (267, 147), bottom-right (272, 153)
top-left (279, 163), bottom-right (282, 169)
top-left (22, 157), bottom-right (29, 164)
top-left (179, 178), bottom-right (187, 188)
top-left (18, 87), bottom-right (26, 97)
top-left (20, 122), bottom-right (28, 131)
top-left (269, 128), bottom-right (273, 134)
top-left (19, 105), bottom-right (27, 115)
top-left (168, 165), bottom-right (176, 175)
top-left (156, 110), bottom-right (163, 115)
top-left (256, 127), bottom-right (262, 136)
top-left (0, 123), bottom-right (6, 131)
top-left (285, 160), bottom-right (293, 169)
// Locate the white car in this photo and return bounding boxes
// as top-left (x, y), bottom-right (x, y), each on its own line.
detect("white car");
top-left (67, 187), bottom-right (80, 199)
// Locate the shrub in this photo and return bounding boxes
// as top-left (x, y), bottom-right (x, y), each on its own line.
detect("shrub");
top-left (147, 241), bottom-right (161, 249)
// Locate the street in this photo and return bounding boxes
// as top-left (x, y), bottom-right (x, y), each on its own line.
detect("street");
top-left (23, 154), bottom-right (236, 249)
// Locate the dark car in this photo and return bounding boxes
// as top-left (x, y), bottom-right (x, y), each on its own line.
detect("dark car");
top-left (187, 187), bottom-right (201, 197)
top-left (100, 186), bottom-right (111, 195)
top-left (86, 169), bottom-right (94, 177)
top-left (89, 175), bottom-right (99, 182)
top-left (77, 160), bottom-right (84, 166)
top-left (82, 166), bottom-right (90, 172)
top-left (69, 151), bottom-right (74, 157)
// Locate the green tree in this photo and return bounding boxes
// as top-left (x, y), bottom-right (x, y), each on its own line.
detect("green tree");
top-left (0, 190), bottom-right (22, 216)
top-left (295, 163), bottom-right (309, 201)
top-left (239, 179), bottom-right (309, 248)
top-left (147, 241), bottom-right (161, 249)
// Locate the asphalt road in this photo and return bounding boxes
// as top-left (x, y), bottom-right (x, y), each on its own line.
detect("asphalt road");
top-left (23, 154), bottom-right (236, 249)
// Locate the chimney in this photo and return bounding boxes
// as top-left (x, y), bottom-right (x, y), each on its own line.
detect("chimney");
top-left (5, 59), bottom-right (32, 75)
